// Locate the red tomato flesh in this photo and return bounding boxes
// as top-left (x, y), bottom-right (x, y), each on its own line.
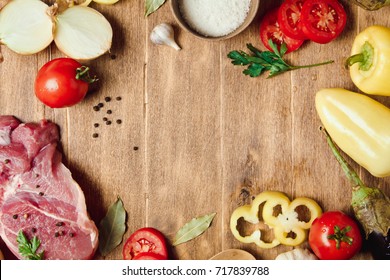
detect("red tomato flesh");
top-left (133, 252), bottom-right (166, 260)
top-left (35, 58), bottom-right (91, 108)
top-left (300, 0), bottom-right (347, 44)
top-left (309, 211), bottom-right (362, 260)
top-left (122, 227), bottom-right (168, 260)
top-left (260, 8), bottom-right (305, 53)
top-left (278, 0), bottom-right (308, 40)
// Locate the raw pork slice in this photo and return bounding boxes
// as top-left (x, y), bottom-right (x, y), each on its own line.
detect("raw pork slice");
top-left (0, 116), bottom-right (98, 259)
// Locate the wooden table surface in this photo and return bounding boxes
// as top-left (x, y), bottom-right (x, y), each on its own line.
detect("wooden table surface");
top-left (0, 0), bottom-right (389, 260)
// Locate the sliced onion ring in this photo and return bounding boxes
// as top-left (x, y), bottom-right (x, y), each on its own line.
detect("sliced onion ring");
top-left (54, 6), bottom-right (113, 60)
top-left (0, 0), bottom-right (53, 55)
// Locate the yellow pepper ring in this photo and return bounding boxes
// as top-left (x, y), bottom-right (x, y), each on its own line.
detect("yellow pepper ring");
top-left (230, 191), bottom-right (322, 248)
top-left (230, 191), bottom-right (283, 249)
top-left (262, 196), bottom-right (322, 246)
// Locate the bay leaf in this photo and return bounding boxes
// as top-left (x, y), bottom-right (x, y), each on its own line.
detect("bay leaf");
top-left (173, 213), bottom-right (216, 246)
top-left (98, 197), bottom-right (127, 256)
top-left (145, 0), bottom-right (166, 17)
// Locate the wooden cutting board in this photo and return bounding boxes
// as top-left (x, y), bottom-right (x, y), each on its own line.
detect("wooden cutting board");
top-left (0, 0), bottom-right (389, 260)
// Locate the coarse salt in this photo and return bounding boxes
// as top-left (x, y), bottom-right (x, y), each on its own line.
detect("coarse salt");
top-left (179, 0), bottom-right (252, 37)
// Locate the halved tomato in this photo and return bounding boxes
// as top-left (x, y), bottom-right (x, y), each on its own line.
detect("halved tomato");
top-left (260, 8), bottom-right (305, 53)
top-left (278, 0), bottom-right (307, 40)
top-left (122, 227), bottom-right (168, 260)
top-left (300, 0), bottom-right (347, 44)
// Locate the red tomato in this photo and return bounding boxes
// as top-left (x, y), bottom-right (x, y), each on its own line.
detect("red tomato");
top-left (278, 0), bottom-right (307, 40)
top-left (133, 252), bottom-right (166, 260)
top-left (122, 227), bottom-right (168, 260)
top-left (260, 8), bottom-right (305, 53)
top-left (309, 211), bottom-right (362, 260)
top-left (35, 58), bottom-right (96, 108)
top-left (300, 0), bottom-right (347, 44)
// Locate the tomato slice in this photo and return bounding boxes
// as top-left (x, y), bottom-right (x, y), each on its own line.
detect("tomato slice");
top-left (132, 252), bottom-right (166, 260)
top-left (260, 8), bottom-right (304, 53)
top-left (300, 0), bottom-right (347, 44)
top-left (122, 227), bottom-right (168, 260)
top-left (278, 0), bottom-right (307, 40)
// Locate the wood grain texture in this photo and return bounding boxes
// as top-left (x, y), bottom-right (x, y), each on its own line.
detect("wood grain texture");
top-left (0, 0), bottom-right (389, 260)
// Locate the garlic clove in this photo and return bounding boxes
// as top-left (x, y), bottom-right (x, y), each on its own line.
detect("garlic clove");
top-left (54, 6), bottom-right (113, 60)
top-left (0, 0), bottom-right (53, 55)
top-left (150, 23), bottom-right (181, 51)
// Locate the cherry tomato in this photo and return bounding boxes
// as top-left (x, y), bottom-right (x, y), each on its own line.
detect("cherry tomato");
top-left (260, 8), bottom-right (305, 53)
top-left (309, 211), bottom-right (362, 260)
top-left (278, 0), bottom-right (307, 40)
top-left (132, 252), bottom-right (166, 260)
top-left (300, 0), bottom-right (347, 44)
top-left (122, 227), bottom-right (168, 260)
top-left (35, 58), bottom-right (96, 108)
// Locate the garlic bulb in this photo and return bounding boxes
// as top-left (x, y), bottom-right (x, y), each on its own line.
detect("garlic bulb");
top-left (54, 6), bottom-right (113, 60)
top-left (150, 23), bottom-right (181, 51)
top-left (275, 248), bottom-right (318, 260)
top-left (0, 0), bottom-right (53, 55)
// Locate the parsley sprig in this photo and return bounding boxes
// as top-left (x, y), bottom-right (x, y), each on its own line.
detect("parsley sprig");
top-left (17, 230), bottom-right (44, 260)
top-left (228, 40), bottom-right (334, 78)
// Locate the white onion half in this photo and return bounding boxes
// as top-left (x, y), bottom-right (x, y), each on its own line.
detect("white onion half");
top-left (54, 6), bottom-right (113, 60)
top-left (0, 0), bottom-right (53, 54)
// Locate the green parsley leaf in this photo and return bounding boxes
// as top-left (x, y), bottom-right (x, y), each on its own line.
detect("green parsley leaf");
top-left (17, 231), bottom-right (44, 260)
top-left (228, 40), bottom-right (334, 78)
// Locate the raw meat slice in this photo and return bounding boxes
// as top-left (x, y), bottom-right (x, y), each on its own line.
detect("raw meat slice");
top-left (0, 116), bottom-right (98, 259)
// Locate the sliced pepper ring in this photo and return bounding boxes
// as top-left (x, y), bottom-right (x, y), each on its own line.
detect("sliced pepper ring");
top-left (262, 196), bottom-right (322, 246)
top-left (230, 191), bottom-right (283, 249)
top-left (230, 191), bottom-right (322, 248)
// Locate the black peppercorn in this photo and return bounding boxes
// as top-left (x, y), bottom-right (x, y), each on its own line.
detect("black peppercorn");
top-left (98, 103), bottom-right (104, 108)
top-left (93, 106), bottom-right (100, 111)
top-left (94, 123), bottom-right (99, 128)
top-left (92, 133), bottom-right (99, 138)
top-left (12, 214), bottom-right (18, 219)
top-left (116, 119), bottom-right (122, 124)
top-left (39, 192), bottom-right (44, 196)
top-left (103, 117), bottom-right (108, 121)
top-left (116, 96), bottom-right (122, 101)
top-left (107, 110), bottom-right (112, 114)
top-left (106, 121), bottom-right (112, 125)
top-left (4, 159), bottom-right (10, 164)
top-left (104, 97), bottom-right (111, 102)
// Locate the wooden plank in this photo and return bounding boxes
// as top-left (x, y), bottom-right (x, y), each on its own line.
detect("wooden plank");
top-left (145, 4), bottom-right (223, 260)
top-left (0, 0), bottom-right (389, 261)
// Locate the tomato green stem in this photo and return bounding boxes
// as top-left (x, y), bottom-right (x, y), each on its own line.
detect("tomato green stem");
top-left (327, 225), bottom-right (353, 249)
top-left (76, 66), bottom-right (98, 84)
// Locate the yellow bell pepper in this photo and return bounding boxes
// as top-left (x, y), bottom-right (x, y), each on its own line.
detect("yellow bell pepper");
top-left (230, 191), bottom-right (322, 248)
top-left (346, 25), bottom-right (390, 96)
top-left (315, 88), bottom-right (390, 177)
